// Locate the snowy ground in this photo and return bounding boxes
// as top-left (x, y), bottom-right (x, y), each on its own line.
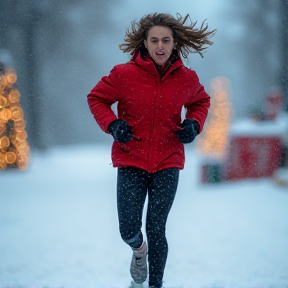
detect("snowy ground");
top-left (0, 144), bottom-right (288, 288)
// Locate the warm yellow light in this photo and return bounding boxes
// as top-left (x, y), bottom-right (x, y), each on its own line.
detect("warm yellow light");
top-left (13, 119), bottom-right (26, 131)
top-left (0, 95), bottom-right (8, 108)
top-left (0, 108), bottom-right (11, 122)
top-left (196, 76), bottom-right (232, 159)
top-left (8, 89), bottom-right (20, 104)
top-left (0, 135), bottom-right (10, 149)
top-left (10, 105), bottom-right (23, 121)
top-left (0, 122), bottom-right (6, 135)
top-left (5, 69), bottom-right (17, 85)
top-left (5, 151), bottom-right (17, 164)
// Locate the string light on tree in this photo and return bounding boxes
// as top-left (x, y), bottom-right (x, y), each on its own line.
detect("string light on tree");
top-left (196, 76), bottom-right (232, 158)
top-left (0, 68), bottom-right (30, 170)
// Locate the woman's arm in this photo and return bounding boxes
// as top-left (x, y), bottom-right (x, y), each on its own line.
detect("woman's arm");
top-left (185, 83), bottom-right (210, 133)
top-left (87, 67), bottom-right (121, 133)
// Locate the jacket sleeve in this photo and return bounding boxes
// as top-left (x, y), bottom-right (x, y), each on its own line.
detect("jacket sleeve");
top-left (185, 81), bottom-right (211, 134)
top-left (87, 66), bottom-right (121, 133)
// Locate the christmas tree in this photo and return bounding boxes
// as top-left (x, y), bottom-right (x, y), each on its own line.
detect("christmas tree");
top-left (195, 76), bottom-right (232, 183)
top-left (196, 76), bottom-right (232, 159)
top-left (0, 62), bottom-right (30, 170)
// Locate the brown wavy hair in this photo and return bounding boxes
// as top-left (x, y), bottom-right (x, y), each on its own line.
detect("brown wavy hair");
top-left (119, 13), bottom-right (216, 58)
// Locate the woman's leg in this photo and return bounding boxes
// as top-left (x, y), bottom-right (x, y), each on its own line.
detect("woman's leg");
top-left (146, 168), bottom-right (179, 288)
top-left (117, 167), bottom-right (149, 248)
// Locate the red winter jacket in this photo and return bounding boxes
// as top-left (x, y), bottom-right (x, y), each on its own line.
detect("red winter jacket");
top-left (87, 51), bottom-right (210, 172)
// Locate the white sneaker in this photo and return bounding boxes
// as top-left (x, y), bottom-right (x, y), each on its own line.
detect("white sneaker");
top-left (130, 241), bottom-right (148, 284)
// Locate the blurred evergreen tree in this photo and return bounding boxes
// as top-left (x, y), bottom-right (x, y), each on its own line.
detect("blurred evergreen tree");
top-left (0, 0), bottom-right (115, 148)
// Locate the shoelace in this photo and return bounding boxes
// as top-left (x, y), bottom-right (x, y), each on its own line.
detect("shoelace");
top-left (135, 254), bottom-right (144, 265)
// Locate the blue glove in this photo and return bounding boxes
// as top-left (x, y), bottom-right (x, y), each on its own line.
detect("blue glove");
top-left (108, 119), bottom-right (133, 143)
top-left (176, 119), bottom-right (200, 144)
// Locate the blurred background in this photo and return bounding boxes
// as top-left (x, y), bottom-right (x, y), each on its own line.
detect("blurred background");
top-left (1, 1), bottom-right (288, 287)
top-left (0, 0), bottom-right (287, 149)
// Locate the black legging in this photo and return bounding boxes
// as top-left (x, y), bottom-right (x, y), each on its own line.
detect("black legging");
top-left (117, 167), bottom-right (179, 287)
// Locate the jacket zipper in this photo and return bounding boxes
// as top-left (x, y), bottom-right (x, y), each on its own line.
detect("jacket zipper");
top-left (147, 72), bottom-right (162, 171)
top-left (147, 64), bottom-right (182, 171)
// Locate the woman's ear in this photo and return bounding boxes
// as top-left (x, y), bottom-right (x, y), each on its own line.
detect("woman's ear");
top-left (144, 39), bottom-right (147, 49)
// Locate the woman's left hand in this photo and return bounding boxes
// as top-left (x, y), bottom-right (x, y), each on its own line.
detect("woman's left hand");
top-left (176, 119), bottom-right (200, 144)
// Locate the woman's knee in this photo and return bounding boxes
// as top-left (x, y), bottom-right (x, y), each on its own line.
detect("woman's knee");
top-left (120, 229), bottom-right (143, 248)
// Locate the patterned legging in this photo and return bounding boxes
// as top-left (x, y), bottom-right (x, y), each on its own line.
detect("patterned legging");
top-left (117, 167), bottom-right (179, 287)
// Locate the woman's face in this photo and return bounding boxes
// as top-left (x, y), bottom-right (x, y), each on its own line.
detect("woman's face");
top-left (144, 25), bottom-right (175, 66)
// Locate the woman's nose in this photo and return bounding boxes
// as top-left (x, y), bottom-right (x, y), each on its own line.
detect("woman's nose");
top-left (157, 41), bottom-right (163, 49)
